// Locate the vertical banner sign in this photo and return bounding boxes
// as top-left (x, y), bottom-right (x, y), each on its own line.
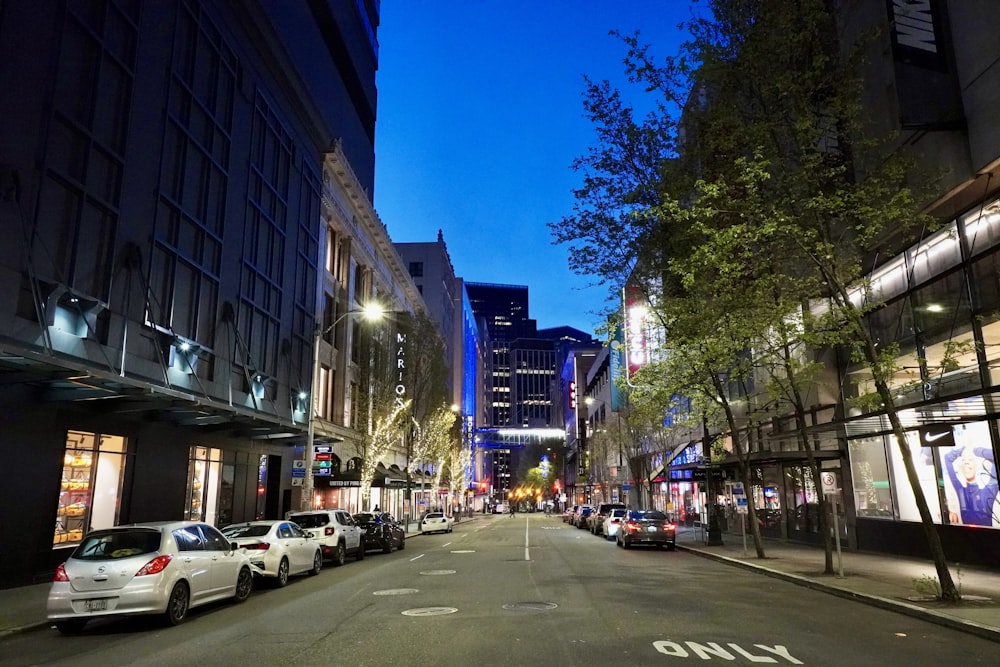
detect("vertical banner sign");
top-left (885, 0), bottom-right (963, 128)
top-left (622, 285), bottom-right (650, 379)
top-left (609, 325), bottom-right (625, 411)
top-left (395, 331), bottom-right (407, 406)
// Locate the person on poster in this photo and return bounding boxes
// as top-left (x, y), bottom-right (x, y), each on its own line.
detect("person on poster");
top-left (944, 444), bottom-right (999, 527)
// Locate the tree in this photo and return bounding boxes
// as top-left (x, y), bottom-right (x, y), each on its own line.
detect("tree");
top-left (552, 0), bottom-right (960, 600)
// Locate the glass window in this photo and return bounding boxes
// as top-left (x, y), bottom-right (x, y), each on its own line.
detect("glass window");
top-left (889, 432), bottom-right (943, 524)
top-left (199, 524), bottom-right (232, 551)
top-left (185, 446), bottom-right (222, 522)
top-left (278, 523), bottom-right (293, 538)
top-left (938, 422), bottom-right (999, 528)
top-left (54, 430), bottom-right (128, 548)
top-left (849, 436), bottom-right (894, 518)
top-left (173, 526), bottom-right (203, 551)
top-left (289, 523), bottom-right (306, 538)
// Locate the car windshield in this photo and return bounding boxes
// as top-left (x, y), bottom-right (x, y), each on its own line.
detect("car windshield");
top-left (290, 514), bottom-right (329, 529)
top-left (610, 509), bottom-right (627, 518)
top-left (426, 513), bottom-right (444, 519)
top-left (354, 513), bottom-right (376, 524)
top-left (222, 524), bottom-right (271, 538)
top-left (628, 510), bottom-right (668, 521)
top-left (73, 529), bottom-right (162, 560)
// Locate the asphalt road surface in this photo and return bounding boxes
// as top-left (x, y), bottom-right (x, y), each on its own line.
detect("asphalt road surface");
top-left (2, 513), bottom-right (996, 666)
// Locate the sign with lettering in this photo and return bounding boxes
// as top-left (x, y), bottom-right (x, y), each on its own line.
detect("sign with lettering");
top-left (653, 641), bottom-right (801, 663)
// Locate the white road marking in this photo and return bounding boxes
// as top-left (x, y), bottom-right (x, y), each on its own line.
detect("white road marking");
top-left (524, 516), bottom-right (530, 561)
top-left (443, 542), bottom-right (452, 547)
top-left (409, 553), bottom-right (425, 562)
top-left (653, 641), bottom-right (802, 664)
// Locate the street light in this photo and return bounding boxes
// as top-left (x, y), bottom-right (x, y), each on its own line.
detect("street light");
top-left (300, 302), bottom-right (387, 511)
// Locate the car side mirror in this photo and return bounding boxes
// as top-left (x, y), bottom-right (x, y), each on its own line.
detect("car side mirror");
top-left (305, 531), bottom-right (314, 538)
top-left (230, 541), bottom-right (240, 552)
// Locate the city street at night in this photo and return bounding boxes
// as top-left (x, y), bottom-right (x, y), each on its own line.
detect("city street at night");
top-left (2, 514), bottom-right (997, 666)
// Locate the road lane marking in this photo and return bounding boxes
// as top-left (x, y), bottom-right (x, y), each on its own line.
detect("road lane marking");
top-left (524, 516), bottom-right (530, 560)
top-left (409, 554), bottom-right (425, 562)
top-left (653, 641), bottom-right (802, 664)
top-left (373, 589), bottom-right (419, 596)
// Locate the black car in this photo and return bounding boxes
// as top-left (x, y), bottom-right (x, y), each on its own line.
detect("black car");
top-left (353, 512), bottom-right (406, 554)
top-left (616, 509), bottom-right (677, 550)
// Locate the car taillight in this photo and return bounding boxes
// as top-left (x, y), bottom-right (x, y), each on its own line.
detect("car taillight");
top-left (664, 523), bottom-right (676, 531)
top-left (244, 542), bottom-right (270, 551)
top-left (135, 554), bottom-right (172, 576)
top-left (54, 563), bottom-right (69, 582)
top-left (325, 527), bottom-right (335, 536)
top-left (610, 519), bottom-right (620, 524)
top-left (625, 521), bottom-right (639, 532)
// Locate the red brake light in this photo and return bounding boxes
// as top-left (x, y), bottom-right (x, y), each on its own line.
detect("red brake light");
top-left (324, 527), bottom-right (335, 536)
top-left (245, 542), bottom-right (270, 551)
top-left (135, 554), bottom-right (172, 576)
top-left (54, 563), bottom-right (69, 582)
top-left (664, 523), bottom-right (676, 531)
top-left (625, 521), bottom-right (639, 532)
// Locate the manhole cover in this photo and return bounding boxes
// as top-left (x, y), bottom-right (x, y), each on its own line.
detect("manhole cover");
top-left (450, 550), bottom-right (475, 553)
top-left (401, 607), bottom-right (458, 617)
top-left (502, 602), bottom-right (559, 611)
top-left (419, 569), bottom-right (456, 575)
top-left (373, 588), bottom-right (419, 596)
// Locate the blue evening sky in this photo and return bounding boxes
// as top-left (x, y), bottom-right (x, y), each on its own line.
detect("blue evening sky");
top-left (373, 1), bottom-right (695, 336)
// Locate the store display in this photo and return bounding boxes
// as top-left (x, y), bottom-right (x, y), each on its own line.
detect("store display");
top-left (54, 449), bottom-right (93, 547)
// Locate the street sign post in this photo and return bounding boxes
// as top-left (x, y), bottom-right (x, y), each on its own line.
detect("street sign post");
top-left (821, 471), bottom-right (844, 578)
top-left (732, 482), bottom-right (748, 555)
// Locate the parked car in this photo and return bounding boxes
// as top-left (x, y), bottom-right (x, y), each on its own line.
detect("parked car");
top-left (354, 512), bottom-right (406, 554)
top-left (562, 505), bottom-right (579, 523)
top-left (572, 505), bottom-right (594, 528)
top-left (419, 511), bottom-right (454, 534)
top-left (589, 502), bottom-right (627, 535)
top-left (221, 520), bottom-right (322, 586)
top-left (602, 508), bottom-right (628, 540)
top-left (287, 508), bottom-right (365, 566)
top-left (616, 510), bottom-right (677, 550)
top-left (47, 521), bottom-right (254, 633)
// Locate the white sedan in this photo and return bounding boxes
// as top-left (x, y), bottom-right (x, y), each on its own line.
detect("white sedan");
top-left (419, 512), bottom-right (454, 534)
top-left (47, 521), bottom-right (254, 633)
top-left (602, 508), bottom-right (628, 539)
top-left (222, 520), bottom-right (322, 586)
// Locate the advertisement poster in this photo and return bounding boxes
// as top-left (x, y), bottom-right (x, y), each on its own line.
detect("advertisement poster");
top-left (939, 423), bottom-right (999, 528)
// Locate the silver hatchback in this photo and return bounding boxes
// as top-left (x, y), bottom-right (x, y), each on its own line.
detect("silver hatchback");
top-left (47, 521), bottom-right (254, 633)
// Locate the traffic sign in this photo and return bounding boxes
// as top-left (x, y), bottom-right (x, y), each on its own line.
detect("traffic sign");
top-left (732, 482), bottom-right (748, 515)
top-left (292, 460), bottom-right (306, 470)
top-left (292, 469), bottom-right (306, 478)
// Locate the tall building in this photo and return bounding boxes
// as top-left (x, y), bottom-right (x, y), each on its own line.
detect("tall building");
top-left (0, 0), bottom-right (398, 587)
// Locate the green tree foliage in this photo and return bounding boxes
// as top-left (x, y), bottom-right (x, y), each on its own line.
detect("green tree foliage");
top-left (553, 0), bottom-right (959, 600)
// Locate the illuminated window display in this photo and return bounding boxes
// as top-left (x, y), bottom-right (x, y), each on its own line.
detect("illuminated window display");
top-left (939, 422), bottom-right (999, 528)
top-left (54, 431), bottom-right (127, 547)
top-left (849, 436), bottom-right (894, 518)
top-left (185, 446), bottom-right (222, 523)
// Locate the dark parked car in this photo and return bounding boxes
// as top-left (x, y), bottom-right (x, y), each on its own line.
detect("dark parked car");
top-left (616, 509), bottom-right (676, 550)
top-left (353, 512), bottom-right (406, 554)
top-left (573, 505), bottom-right (594, 529)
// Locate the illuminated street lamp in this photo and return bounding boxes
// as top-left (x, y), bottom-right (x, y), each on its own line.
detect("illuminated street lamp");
top-left (300, 302), bottom-right (386, 511)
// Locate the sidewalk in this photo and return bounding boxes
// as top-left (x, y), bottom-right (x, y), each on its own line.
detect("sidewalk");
top-left (674, 526), bottom-right (1000, 643)
top-left (3, 516), bottom-right (998, 642)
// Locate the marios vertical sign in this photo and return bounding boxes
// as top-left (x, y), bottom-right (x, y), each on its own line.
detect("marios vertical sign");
top-left (395, 330), bottom-right (406, 406)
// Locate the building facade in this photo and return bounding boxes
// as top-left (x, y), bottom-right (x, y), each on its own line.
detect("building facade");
top-left (0, 0), bottom-right (388, 587)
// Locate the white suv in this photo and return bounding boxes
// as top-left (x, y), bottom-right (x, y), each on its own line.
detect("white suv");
top-left (287, 509), bottom-right (364, 566)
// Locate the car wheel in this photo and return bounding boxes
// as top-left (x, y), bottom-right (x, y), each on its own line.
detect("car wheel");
top-left (356, 541), bottom-right (365, 561)
top-left (622, 537), bottom-right (630, 550)
top-left (309, 550), bottom-right (322, 575)
top-left (234, 566), bottom-right (253, 602)
top-left (55, 619), bottom-right (87, 634)
top-left (398, 535), bottom-right (405, 550)
top-left (276, 557), bottom-right (290, 587)
top-left (334, 542), bottom-right (347, 566)
top-left (667, 544), bottom-right (676, 551)
top-left (383, 537), bottom-right (393, 554)
top-left (164, 582), bottom-right (190, 626)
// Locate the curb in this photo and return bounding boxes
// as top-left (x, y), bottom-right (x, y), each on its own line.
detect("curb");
top-left (677, 544), bottom-right (1000, 644)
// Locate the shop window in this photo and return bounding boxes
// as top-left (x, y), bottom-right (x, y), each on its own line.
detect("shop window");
top-left (937, 422), bottom-right (999, 528)
top-left (54, 430), bottom-right (128, 548)
top-left (889, 432), bottom-right (943, 524)
top-left (849, 436), bottom-right (894, 518)
top-left (185, 446), bottom-right (222, 523)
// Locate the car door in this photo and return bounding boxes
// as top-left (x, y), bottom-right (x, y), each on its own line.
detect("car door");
top-left (336, 511), bottom-right (360, 550)
top-left (172, 525), bottom-right (213, 603)
top-left (282, 522), bottom-right (311, 572)
top-left (199, 524), bottom-right (241, 597)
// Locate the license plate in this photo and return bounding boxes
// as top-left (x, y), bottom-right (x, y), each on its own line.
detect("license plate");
top-left (85, 598), bottom-right (108, 612)
top-left (647, 527), bottom-right (658, 532)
